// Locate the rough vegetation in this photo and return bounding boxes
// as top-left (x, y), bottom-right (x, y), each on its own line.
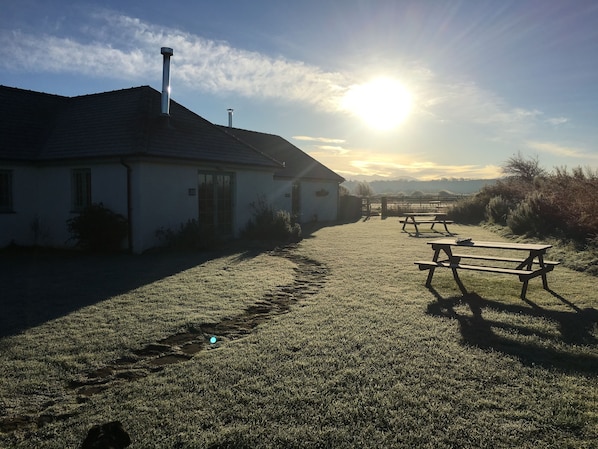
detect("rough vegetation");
top-left (241, 196), bottom-right (302, 243)
top-left (450, 153), bottom-right (598, 239)
top-left (155, 219), bottom-right (218, 250)
top-left (446, 154), bottom-right (598, 275)
top-left (66, 203), bottom-right (128, 252)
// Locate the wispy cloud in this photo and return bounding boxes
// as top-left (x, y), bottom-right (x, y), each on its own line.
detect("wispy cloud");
top-left (292, 136), bottom-right (346, 144)
top-left (0, 11), bottom-right (350, 111)
top-left (1, 8), bottom-right (581, 180)
top-left (526, 141), bottom-right (598, 161)
top-left (0, 30), bottom-right (148, 78)
top-left (545, 116), bottom-right (569, 126)
top-left (308, 145), bottom-right (503, 180)
top-left (416, 80), bottom-right (543, 134)
top-left (1, 9), bottom-right (543, 135)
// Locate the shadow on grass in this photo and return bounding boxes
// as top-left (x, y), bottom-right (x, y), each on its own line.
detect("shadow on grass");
top-left (0, 247), bottom-right (238, 338)
top-left (426, 288), bottom-right (598, 375)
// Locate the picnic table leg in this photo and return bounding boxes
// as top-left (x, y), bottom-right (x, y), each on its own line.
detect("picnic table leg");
top-left (425, 247), bottom-right (441, 286)
top-left (517, 252), bottom-right (536, 299)
top-left (425, 267), bottom-right (435, 286)
top-left (451, 268), bottom-right (468, 295)
top-left (442, 221), bottom-right (451, 235)
top-left (407, 217), bottom-right (421, 236)
top-left (443, 246), bottom-right (467, 295)
top-left (537, 254), bottom-right (550, 290)
top-left (520, 280), bottom-right (529, 299)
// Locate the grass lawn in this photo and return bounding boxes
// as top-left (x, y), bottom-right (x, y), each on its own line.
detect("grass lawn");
top-left (1, 218), bottom-right (597, 448)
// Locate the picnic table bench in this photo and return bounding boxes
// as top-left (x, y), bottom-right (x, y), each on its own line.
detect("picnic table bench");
top-left (400, 212), bottom-right (453, 236)
top-left (414, 238), bottom-right (560, 299)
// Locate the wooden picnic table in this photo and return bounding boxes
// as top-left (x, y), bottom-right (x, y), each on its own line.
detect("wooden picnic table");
top-left (414, 238), bottom-right (560, 299)
top-left (400, 212), bottom-right (453, 236)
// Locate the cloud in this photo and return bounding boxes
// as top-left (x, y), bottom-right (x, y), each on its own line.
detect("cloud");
top-left (308, 145), bottom-right (502, 180)
top-left (545, 116), bottom-right (569, 126)
top-left (0, 30), bottom-right (148, 78)
top-left (292, 136), bottom-right (346, 143)
top-left (314, 145), bottom-right (350, 155)
top-left (0, 11), bottom-right (350, 112)
top-left (0, 9), bottom-right (556, 143)
top-left (525, 141), bottom-right (598, 160)
top-left (415, 79), bottom-right (545, 136)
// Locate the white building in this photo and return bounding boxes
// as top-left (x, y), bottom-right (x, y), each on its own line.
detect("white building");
top-left (0, 85), bottom-right (344, 253)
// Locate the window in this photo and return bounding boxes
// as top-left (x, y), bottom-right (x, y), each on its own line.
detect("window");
top-left (291, 182), bottom-right (301, 218)
top-left (198, 172), bottom-right (234, 235)
top-left (0, 170), bottom-right (13, 212)
top-left (72, 168), bottom-right (91, 211)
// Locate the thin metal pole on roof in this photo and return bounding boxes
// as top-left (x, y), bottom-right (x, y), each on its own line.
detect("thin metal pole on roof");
top-left (227, 108), bottom-right (234, 128)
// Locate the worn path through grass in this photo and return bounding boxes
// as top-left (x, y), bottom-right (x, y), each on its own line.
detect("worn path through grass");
top-left (1, 218), bottom-right (597, 448)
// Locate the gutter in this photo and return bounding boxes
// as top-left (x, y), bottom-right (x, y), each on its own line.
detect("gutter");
top-left (120, 158), bottom-right (133, 253)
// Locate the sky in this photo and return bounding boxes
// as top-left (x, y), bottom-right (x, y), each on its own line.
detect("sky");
top-left (1, 0), bottom-right (598, 181)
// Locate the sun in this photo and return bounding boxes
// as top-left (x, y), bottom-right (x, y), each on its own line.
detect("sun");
top-left (341, 77), bottom-right (413, 131)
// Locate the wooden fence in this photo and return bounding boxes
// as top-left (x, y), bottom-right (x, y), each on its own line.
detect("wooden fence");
top-left (361, 195), bottom-right (465, 217)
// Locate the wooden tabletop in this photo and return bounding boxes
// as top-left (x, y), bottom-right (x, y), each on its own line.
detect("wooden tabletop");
top-left (428, 238), bottom-right (552, 251)
top-left (403, 212), bottom-right (447, 217)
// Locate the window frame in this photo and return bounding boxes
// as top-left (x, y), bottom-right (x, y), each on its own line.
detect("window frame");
top-left (71, 168), bottom-right (92, 212)
top-left (197, 171), bottom-right (234, 236)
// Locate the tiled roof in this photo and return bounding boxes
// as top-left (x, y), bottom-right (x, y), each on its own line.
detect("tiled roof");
top-left (0, 85), bottom-right (280, 169)
top-left (0, 86), bottom-right (69, 160)
top-left (217, 126), bottom-right (345, 183)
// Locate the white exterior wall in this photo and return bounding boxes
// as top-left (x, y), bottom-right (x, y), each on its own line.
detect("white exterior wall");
top-left (0, 165), bottom-right (38, 247)
top-left (235, 169), bottom-right (278, 232)
top-left (132, 161), bottom-right (202, 253)
top-left (299, 180), bottom-right (340, 223)
top-left (38, 164), bottom-right (127, 248)
top-left (0, 163), bottom-right (127, 248)
top-left (268, 179), bottom-right (294, 216)
top-left (1, 160), bottom-right (339, 253)
top-left (241, 177), bottom-right (340, 224)
top-left (131, 161), bottom-right (277, 253)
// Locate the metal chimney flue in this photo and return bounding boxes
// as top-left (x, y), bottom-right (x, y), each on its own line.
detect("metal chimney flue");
top-left (160, 47), bottom-right (174, 116)
top-left (227, 108), bottom-right (234, 128)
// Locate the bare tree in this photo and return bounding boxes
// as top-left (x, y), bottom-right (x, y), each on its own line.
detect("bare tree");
top-left (502, 152), bottom-right (545, 181)
top-left (354, 181), bottom-right (374, 197)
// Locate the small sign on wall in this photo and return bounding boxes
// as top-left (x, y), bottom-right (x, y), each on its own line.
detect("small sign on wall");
top-left (188, 188), bottom-right (196, 196)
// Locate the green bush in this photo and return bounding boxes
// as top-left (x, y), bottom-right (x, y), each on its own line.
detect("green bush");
top-left (506, 193), bottom-right (554, 236)
top-left (446, 194), bottom-right (487, 224)
top-left (67, 203), bottom-right (128, 252)
top-left (485, 195), bottom-right (511, 225)
top-left (155, 219), bottom-right (217, 250)
top-left (447, 158), bottom-right (598, 242)
top-left (242, 198), bottom-right (302, 243)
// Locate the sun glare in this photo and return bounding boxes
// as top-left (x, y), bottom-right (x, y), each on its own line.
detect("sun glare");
top-left (341, 77), bottom-right (413, 131)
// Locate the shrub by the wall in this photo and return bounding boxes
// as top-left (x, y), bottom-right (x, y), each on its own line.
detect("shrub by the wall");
top-left (67, 203), bottom-right (128, 252)
top-left (242, 198), bottom-right (302, 243)
top-left (155, 219), bottom-right (217, 250)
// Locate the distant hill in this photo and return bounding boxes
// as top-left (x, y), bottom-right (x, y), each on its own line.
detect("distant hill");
top-left (342, 179), bottom-right (497, 196)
